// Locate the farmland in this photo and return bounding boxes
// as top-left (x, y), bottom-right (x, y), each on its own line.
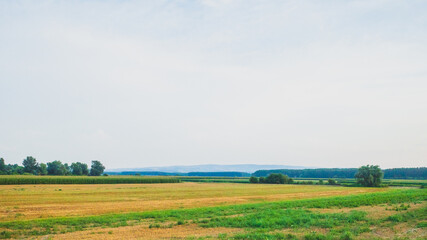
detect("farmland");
top-left (0, 180), bottom-right (425, 239)
top-left (0, 175), bottom-right (180, 185)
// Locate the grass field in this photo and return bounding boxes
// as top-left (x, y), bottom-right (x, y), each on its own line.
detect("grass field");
top-left (0, 181), bottom-right (425, 239)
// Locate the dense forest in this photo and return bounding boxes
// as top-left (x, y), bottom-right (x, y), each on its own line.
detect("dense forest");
top-left (0, 157), bottom-right (105, 176)
top-left (383, 168), bottom-right (426, 179)
top-left (252, 167), bottom-right (427, 179)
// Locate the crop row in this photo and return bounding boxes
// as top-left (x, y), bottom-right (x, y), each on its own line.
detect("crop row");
top-left (0, 176), bottom-right (180, 184)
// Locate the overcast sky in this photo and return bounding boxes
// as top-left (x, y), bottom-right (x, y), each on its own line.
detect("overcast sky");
top-left (1, 0), bottom-right (426, 169)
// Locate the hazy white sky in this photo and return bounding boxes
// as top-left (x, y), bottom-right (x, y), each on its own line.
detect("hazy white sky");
top-left (1, 0), bottom-right (426, 169)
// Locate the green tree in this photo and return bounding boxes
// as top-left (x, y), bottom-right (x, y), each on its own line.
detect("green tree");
top-left (283, 175), bottom-right (290, 184)
top-left (71, 162), bottom-right (89, 175)
top-left (23, 156), bottom-right (38, 174)
top-left (81, 163), bottom-right (89, 175)
top-left (6, 164), bottom-right (24, 174)
top-left (47, 160), bottom-right (66, 175)
top-left (38, 163), bottom-right (48, 175)
top-left (249, 176), bottom-right (259, 183)
top-left (71, 162), bottom-right (82, 175)
top-left (265, 173), bottom-right (286, 184)
top-left (0, 158), bottom-right (6, 174)
top-left (259, 177), bottom-right (266, 183)
top-left (355, 165), bottom-right (383, 187)
top-left (63, 163), bottom-right (72, 175)
top-left (90, 160), bottom-right (105, 176)
top-left (328, 179), bottom-right (336, 185)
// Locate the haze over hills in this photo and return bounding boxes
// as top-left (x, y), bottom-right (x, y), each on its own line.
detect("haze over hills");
top-left (107, 164), bottom-right (308, 173)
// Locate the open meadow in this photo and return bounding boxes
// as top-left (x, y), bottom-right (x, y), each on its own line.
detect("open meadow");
top-left (0, 179), bottom-right (426, 239)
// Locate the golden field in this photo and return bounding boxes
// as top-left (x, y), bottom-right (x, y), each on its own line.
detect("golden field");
top-left (0, 182), bottom-right (424, 239)
top-left (0, 182), bottom-right (385, 221)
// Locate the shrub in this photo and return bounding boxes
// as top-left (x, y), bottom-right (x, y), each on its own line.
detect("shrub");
top-left (265, 173), bottom-right (286, 184)
top-left (340, 231), bottom-right (353, 240)
top-left (249, 176), bottom-right (259, 183)
top-left (304, 233), bottom-right (326, 240)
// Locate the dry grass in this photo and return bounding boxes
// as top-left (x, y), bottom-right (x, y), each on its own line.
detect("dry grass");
top-left (0, 182), bottom-right (385, 221)
top-left (360, 222), bottom-right (426, 239)
top-left (309, 201), bottom-right (426, 219)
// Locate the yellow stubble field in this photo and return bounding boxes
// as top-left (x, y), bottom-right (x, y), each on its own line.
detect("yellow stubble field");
top-left (0, 182), bottom-right (386, 221)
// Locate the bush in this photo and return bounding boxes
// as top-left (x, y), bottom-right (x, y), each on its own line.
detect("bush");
top-left (258, 173), bottom-right (293, 184)
top-left (340, 231), bottom-right (353, 240)
top-left (0, 231), bottom-right (12, 239)
top-left (265, 173), bottom-right (286, 184)
top-left (249, 176), bottom-right (259, 183)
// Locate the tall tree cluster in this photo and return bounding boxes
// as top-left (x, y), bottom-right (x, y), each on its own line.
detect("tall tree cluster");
top-left (355, 165), bottom-right (383, 187)
top-left (0, 157), bottom-right (105, 176)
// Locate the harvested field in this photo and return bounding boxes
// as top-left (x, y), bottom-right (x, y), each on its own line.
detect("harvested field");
top-left (0, 182), bottom-right (425, 239)
top-left (0, 182), bottom-right (385, 221)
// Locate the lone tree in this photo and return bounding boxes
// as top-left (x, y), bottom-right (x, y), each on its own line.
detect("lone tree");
top-left (90, 160), bottom-right (105, 176)
top-left (23, 156), bottom-right (38, 174)
top-left (355, 165), bottom-right (383, 187)
top-left (0, 158), bottom-right (5, 174)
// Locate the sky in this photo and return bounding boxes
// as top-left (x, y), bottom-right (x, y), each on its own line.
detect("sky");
top-left (0, 0), bottom-right (426, 169)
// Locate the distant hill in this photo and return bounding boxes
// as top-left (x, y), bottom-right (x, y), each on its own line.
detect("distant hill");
top-left (107, 164), bottom-right (306, 173)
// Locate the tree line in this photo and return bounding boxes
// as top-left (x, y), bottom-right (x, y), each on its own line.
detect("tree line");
top-left (252, 167), bottom-right (426, 179)
top-left (250, 165), bottom-right (385, 187)
top-left (0, 157), bottom-right (105, 176)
